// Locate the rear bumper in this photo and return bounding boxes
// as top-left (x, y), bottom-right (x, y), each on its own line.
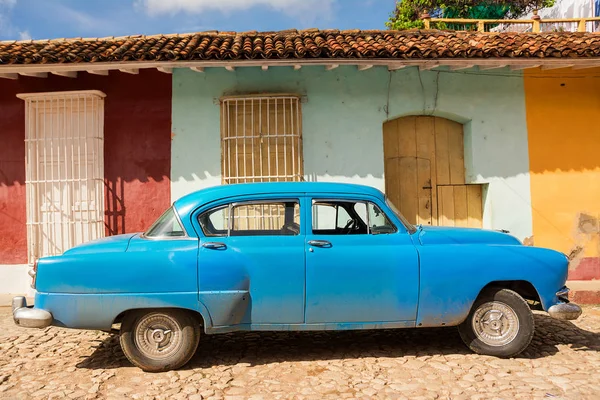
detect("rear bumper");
top-left (548, 302), bottom-right (582, 320)
top-left (12, 296), bottom-right (53, 329)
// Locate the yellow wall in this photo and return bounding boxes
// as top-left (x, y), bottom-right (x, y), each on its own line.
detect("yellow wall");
top-left (524, 68), bottom-right (600, 270)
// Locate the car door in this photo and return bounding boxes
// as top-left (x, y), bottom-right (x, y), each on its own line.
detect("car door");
top-left (195, 196), bottom-right (306, 327)
top-left (305, 196), bottom-right (419, 324)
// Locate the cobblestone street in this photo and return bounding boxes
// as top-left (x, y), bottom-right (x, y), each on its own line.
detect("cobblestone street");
top-left (1, 307), bottom-right (599, 400)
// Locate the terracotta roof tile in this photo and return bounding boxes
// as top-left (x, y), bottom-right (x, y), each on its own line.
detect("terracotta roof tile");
top-left (1, 29), bottom-right (599, 65)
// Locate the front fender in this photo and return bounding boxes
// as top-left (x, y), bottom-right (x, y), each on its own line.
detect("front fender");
top-left (416, 244), bottom-right (568, 327)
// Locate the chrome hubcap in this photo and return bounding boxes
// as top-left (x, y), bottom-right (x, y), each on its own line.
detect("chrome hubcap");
top-left (472, 301), bottom-right (519, 346)
top-left (134, 313), bottom-right (182, 359)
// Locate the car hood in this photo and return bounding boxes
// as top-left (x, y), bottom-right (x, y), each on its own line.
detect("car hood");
top-left (416, 226), bottom-right (521, 246)
top-left (62, 233), bottom-right (139, 255)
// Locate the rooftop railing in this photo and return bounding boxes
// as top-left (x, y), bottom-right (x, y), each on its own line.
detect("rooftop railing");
top-left (422, 15), bottom-right (600, 33)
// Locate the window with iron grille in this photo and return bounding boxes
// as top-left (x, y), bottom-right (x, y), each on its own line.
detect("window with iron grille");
top-left (17, 90), bottom-right (105, 264)
top-left (220, 95), bottom-right (304, 184)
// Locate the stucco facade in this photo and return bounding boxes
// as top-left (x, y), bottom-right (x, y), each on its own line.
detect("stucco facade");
top-left (0, 71), bottom-right (172, 294)
top-left (2, 63), bottom-right (600, 295)
top-left (524, 67), bottom-right (600, 281)
top-left (171, 66), bottom-right (533, 240)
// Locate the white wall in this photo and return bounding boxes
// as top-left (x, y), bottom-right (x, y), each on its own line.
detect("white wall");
top-left (0, 265), bottom-right (36, 297)
top-left (535, 0), bottom-right (595, 18)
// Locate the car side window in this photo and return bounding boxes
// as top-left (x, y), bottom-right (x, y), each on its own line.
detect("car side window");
top-left (198, 200), bottom-right (300, 237)
top-left (199, 205), bottom-right (229, 237)
top-left (312, 200), bottom-right (396, 235)
top-left (368, 203), bottom-right (397, 234)
top-left (312, 201), bottom-right (368, 235)
top-left (313, 204), bottom-right (352, 230)
top-left (145, 207), bottom-right (187, 238)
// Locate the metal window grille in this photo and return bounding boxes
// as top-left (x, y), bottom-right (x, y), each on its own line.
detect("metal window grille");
top-left (221, 95), bottom-right (304, 184)
top-left (18, 90), bottom-right (106, 264)
top-left (231, 203), bottom-right (300, 232)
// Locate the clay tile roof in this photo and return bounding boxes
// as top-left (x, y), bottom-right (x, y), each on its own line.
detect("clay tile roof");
top-left (1, 29), bottom-right (599, 65)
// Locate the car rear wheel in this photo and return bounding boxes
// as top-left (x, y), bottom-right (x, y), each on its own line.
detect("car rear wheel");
top-left (458, 288), bottom-right (534, 358)
top-left (120, 309), bottom-right (201, 372)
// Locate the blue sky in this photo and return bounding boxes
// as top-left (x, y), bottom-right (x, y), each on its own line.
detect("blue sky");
top-left (0, 0), bottom-right (397, 41)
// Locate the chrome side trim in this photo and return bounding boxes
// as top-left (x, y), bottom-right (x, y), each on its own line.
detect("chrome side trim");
top-left (556, 287), bottom-right (570, 298)
top-left (12, 296), bottom-right (53, 329)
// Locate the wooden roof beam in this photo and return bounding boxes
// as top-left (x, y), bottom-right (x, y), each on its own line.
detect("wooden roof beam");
top-left (293, 65), bottom-right (302, 70)
top-left (190, 67), bottom-right (204, 73)
top-left (357, 64), bottom-right (373, 71)
top-left (325, 64), bottom-right (339, 71)
top-left (51, 71), bottom-right (77, 78)
top-left (0, 73), bottom-right (18, 80)
top-left (449, 65), bottom-right (475, 71)
top-left (541, 64), bottom-right (575, 71)
top-left (571, 63), bottom-right (600, 70)
top-left (119, 68), bottom-right (139, 74)
top-left (419, 63), bottom-right (439, 71)
top-left (388, 64), bottom-right (407, 71)
top-left (19, 72), bottom-right (48, 78)
top-left (225, 66), bottom-right (235, 72)
top-left (510, 64), bottom-right (541, 71)
top-left (157, 67), bottom-right (172, 74)
top-left (478, 64), bottom-right (507, 71)
top-left (87, 70), bottom-right (109, 76)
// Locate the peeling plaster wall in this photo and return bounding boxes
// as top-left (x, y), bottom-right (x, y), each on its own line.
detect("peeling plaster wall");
top-left (524, 67), bottom-right (600, 280)
top-left (171, 66), bottom-right (533, 240)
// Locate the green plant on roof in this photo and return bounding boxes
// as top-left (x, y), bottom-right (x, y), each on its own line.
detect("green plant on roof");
top-left (386, 0), bottom-right (556, 31)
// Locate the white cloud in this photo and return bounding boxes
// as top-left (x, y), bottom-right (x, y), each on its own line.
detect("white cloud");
top-left (18, 29), bottom-right (30, 40)
top-left (136, 0), bottom-right (334, 20)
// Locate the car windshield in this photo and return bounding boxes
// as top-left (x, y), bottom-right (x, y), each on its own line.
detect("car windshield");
top-left (144, 207), bottom-right (186, 238)
top-left (385, 197), bottom-right (417, 234)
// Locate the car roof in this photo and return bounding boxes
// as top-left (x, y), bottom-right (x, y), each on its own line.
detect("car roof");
top-left (174, 182), bottom-right (384, 214)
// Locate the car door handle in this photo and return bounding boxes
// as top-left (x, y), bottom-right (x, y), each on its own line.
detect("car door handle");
top-left (202, 242), bottom-right (227, 250)
top-left (308, 240), bottom-right (332, 248)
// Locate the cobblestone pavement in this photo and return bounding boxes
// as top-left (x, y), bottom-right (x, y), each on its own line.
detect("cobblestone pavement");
top-left (1, 307), bottom-right (599, 400)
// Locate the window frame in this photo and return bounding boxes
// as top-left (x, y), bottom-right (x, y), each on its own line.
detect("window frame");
top-left (220, 94), bottom-right (304, 184)
top-left (310, 198), bottom-right (398, 236)
top-left (142, 205), bottom-right (189, 240)
top-left (198, 198), bottom-right (301, 238)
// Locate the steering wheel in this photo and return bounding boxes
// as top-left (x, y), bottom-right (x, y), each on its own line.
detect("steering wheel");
top-left (282, 221), bottom-right (300, 235)
top-left (343, 218), bottom-right (358, 234)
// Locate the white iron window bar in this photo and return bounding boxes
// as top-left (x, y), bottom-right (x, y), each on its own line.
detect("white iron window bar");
top-left (17, 90), bottom-right (106, 264)
top-left (221, 95), bottom-right (304, 184)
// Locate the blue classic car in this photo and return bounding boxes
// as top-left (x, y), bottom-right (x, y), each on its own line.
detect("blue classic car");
top-left (13, 182), bottom-right (582, 371)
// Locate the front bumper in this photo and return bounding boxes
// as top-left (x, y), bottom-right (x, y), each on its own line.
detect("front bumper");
top-left (12, 296), bottom-right (53, 329)
top-left (547, 287), bottom-right (582, 320)
top-left (548, 302), bottom-right (582, 320)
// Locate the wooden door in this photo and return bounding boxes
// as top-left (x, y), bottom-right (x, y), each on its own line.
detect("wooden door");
top-left (383, 116), bottom-right (482, 227)
top-left (437, 185), bottom-right (483, 228)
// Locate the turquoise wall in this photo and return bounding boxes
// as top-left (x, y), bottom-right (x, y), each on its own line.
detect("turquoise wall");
top-left (171, 66), bottom-right (533, 239)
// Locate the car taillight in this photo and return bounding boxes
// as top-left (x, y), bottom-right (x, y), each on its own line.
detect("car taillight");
top-left (29, 261), bottom-right (37, 289)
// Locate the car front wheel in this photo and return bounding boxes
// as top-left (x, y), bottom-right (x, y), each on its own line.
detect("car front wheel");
top-left (120, 309), bottom-right (201, 372)
top-left (458, 288), bottom-right (534, 358)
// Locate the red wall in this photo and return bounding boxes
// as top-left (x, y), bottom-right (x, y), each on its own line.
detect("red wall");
top-left (0, 70), bottom-right (172, 264)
